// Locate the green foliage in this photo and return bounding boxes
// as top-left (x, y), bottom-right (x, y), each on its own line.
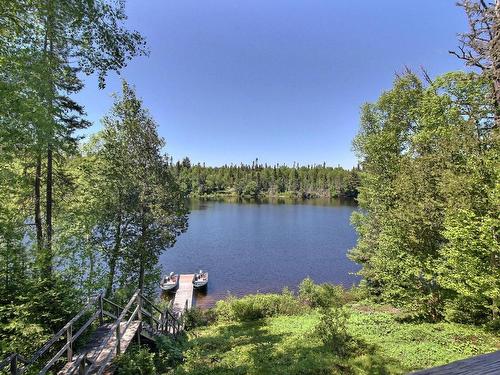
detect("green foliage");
top-left (438, 209), bottom-right (499, 321)
top-left (154, 335), bottom-right (185, 372)
top-left (0, 276), bottom-right (81, 357)
top-left (175, 300), bottom-right (499, 374)
top-left (114, 337), bottom-right (185, 375)
top-left (115, 345), bottom-right (156, 375)
top-left (314, 306), bottom-right (353, 358)
top-left (85, 81), bottom-right (188, 294)
top-left (350, 70), bottom-right (499, 323)
top-left (298, 277), bottom-right (346, 308)
top-left (348, 307), bottom-right (500, 371)
top-left (172, 158), bottom-right (360, 199)
top-left (0, 0), bottom-right (149, 362)
top-left (215, 292), bottom-right (303, 322)
top-left (184, 307), bottom-right (217, 330)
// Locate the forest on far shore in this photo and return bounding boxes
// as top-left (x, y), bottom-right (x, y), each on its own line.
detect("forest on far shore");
top-left (170, 158), bottom-right (360, 199)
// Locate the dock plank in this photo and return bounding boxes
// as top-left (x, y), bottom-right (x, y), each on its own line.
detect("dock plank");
top-left (410, 350), bottom-right (500, 375)
top-left (172, 274), bottom-right (194, 317)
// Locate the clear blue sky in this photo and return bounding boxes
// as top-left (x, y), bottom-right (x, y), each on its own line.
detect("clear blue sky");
top-left (75, 0), bottom-right (468, 168)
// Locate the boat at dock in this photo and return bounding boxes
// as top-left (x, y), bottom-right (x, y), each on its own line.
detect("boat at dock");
top-left (193, 270), bottom-right (208, 289)
top-left (160, 272), bottom-right (179, 291)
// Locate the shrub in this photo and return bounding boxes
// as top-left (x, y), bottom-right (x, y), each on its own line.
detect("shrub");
top-left (443, 296), bottom-right (489, 325)
top-left (183, 307), bottom-right (217, 329)
top-left (215, 291), bottom-right (303, 322)
top-left (154, 335), bottom-right (184, 372)
top-left (485, 318), bottom-right (500, 333)
top-left (114, 345), bottom-right (156, 375)
top-left (314, 306), bottom-right (354, 358)
top-left (298, 278), bottom-right (345, 308)
top-left (344, 283), bottom-right (370, 303)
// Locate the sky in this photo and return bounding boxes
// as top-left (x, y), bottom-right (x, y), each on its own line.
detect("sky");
top-left (75, 0), bottom-right (469, 168)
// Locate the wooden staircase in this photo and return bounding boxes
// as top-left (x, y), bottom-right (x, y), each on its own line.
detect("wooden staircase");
top-left (0, 290), bottom-right (186, 375)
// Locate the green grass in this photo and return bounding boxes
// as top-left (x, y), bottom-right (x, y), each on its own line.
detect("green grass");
top-left (172, 307), bottom-right (499, 375)
top-left (348, 307), bottom-right (499, 371)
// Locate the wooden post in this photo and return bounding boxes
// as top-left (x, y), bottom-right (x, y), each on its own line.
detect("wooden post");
top-left (116, 324), bottom-right (121, 355)
top-left (137, 294), bottom-right (142, 345)
top-left (98, 294), bottom-right (104, 325)
top-left (160, 312), bottom-right (165, 332)
top-left (137, 294), bottom-right (143, 322)
top-left (67, 323), bottom-right (73, 362)
top-left (10, 354), bottom-right (17, 375)
top-left (79, 354), bottom-right (87, 375)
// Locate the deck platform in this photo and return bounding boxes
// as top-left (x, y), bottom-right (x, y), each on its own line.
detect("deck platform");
top-left (172, 274), bottom-right (194, 317)
top-left (411, 350), bottom-right (500, 374)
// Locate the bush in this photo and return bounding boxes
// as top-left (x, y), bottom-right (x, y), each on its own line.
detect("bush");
top-left (314, 306), bottom-right (354, 358)
top-left (298, 278), bottom-right (346, 308)
top-left (114, 345), bottom-right (156, 375)
top-left (183, 307), bottom-right (216, 329)
top-left (154, 335), bottom-right (184, 372)
top-left (485, 318), bottom-right (500, 333)
top-left (443, 296), bottom-right (489, 325)
top-left (215, 291), bottom-right (303, 322)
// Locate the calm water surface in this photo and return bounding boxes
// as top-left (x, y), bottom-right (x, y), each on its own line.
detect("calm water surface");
top-left (159, 198), bottom-right (360, 308)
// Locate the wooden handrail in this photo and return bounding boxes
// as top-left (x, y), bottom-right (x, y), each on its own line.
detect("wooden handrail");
top-left (39, 310), bottom-right (101, 374)
top-left (0, 297), bottom-right (97, 374)
top-left (0, 353), bottom-right (29, 373)
top-left (141, 309), bottom-right (161, 325)
top-left (82, 290), bottom-right (140, 374)
top-left (139, 294), bottom-right (164, 315)
top-left (1, 289), bottom-right (186, 375)
top-left (30, 297), bottom-right (97, 365)
top-left (101, 297), bottom-right (123, 311)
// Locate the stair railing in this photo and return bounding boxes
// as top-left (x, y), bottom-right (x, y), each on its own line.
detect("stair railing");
top-left (77, 290), bottom-right (140, 375)
top-left (0, 290), bottom-right (185, 375)
top-left (0, 296), bottom-right (99, 375)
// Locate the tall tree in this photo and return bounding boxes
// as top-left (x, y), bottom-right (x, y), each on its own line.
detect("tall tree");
top-left (350, 70), bottom-right (498, 322)
top-left (451, 0), bottom-right (500, 127)
top-left (94, 82), bottom-right (188, 293)
top-left (0, 0), bottom-right (147, 278)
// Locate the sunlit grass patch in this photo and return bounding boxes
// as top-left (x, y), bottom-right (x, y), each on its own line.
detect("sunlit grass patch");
top-left (174, 307), bottom-right (500, 375)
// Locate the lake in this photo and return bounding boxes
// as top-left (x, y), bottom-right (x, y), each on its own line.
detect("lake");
top-left (159, 198), bottom-right (360, 308)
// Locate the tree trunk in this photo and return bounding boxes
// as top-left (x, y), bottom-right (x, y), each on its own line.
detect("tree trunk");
top-left (105, 218), bottom-right (122, 298)
top-left (45, 145), bottom-right (53, 275)
top-left (34, 153), bottom-right (43, 258)
top-left (138, 211), bottom-right (146, 293)
top-left (492, 1), bottom-right (500, 128)
top-left (138, 258), bottom-right (145, 293)
top-left (43, 0), bottom-right (55, 276)
top-left (88, 244), bottom-right (94, 299)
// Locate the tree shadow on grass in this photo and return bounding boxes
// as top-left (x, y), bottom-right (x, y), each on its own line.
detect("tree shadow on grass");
top-left (177, 320), bottom-right (402, 375)
top-left (177, 320), bottom-right (285, 374)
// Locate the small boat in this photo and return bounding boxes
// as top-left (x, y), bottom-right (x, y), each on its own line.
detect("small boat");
top-left (160, 272), bottom-right (179, 291)
top-left (193, 270), bottom-right (208, 289)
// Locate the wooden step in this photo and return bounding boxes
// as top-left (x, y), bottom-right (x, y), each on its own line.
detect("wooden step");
top-left (58, 321), bottom-right (140, 374)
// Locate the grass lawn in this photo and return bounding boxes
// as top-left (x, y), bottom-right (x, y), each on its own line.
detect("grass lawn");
top-left (172, 307), bottom-right (500, 375)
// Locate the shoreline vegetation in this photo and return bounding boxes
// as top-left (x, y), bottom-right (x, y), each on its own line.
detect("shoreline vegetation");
top-left (1, 1), bottom-right (499, 374)
top-left (188, 189), bottom-right (358, 201)
top-left (114, 279), bottom-right (500, 374)
top-left (170, 159), bottom-right (360, 200)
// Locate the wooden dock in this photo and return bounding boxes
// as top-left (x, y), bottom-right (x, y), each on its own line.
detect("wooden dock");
top-left (172, 274), bottom-right (195, 317)
top-left (411, 350), bottom-right (500, 374)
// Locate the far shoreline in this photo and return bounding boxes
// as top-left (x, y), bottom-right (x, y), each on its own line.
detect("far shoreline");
top-left (187, 189), bottom-right (358, 202)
